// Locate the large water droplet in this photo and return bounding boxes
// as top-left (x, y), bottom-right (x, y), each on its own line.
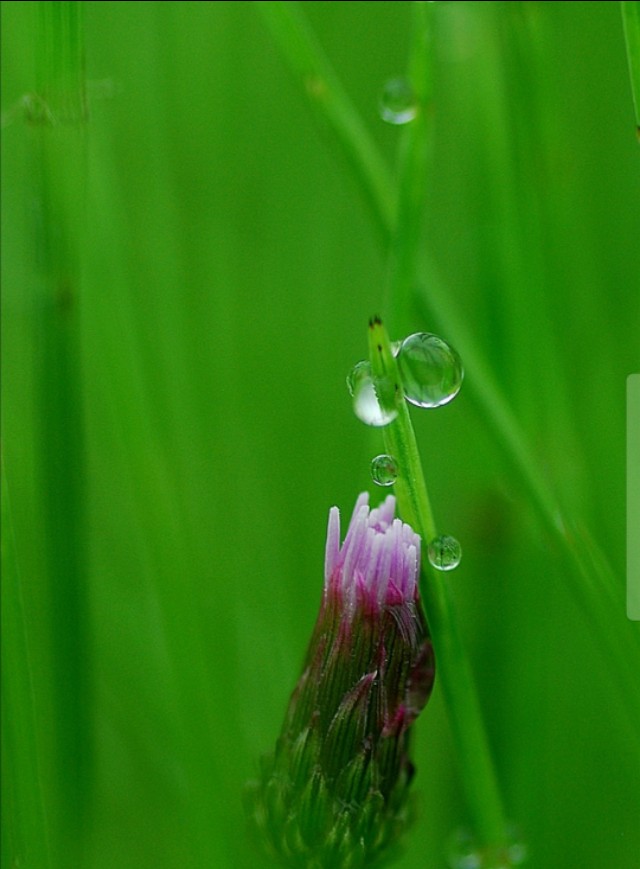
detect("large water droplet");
top-left (347, 361), bottom-right (398, 427)
top-left (428, 535), bottom-right (462, 571)
top-left (379, 77), bottom-right (417, 125)
top-left (396, 332), bottom-right (463, 408)
top-left (371, 454), bottom-right (398, 487)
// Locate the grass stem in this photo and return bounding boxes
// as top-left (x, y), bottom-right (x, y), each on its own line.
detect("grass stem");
top-left (369, 320), bottom-right (509, 863)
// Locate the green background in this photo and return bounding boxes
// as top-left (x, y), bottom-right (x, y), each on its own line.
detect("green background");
top-left (2, 2), bottom-right (639, 868)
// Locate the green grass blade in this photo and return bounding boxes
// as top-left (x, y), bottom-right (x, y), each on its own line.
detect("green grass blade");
top-left (414, 256), bottom-right (640, 726)
top-left (28, 3), bottom-right (91, 863)
top-left (256, 0), bottom-right (395, 243)
top-left (1, 460), bottom-right (52, 869)
top-left (622, 1), bottom-right (640, 135)
top-left (385, 1), bottom-right (435, 338)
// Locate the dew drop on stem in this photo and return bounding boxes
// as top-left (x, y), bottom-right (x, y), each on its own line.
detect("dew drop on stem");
top-left (396, 332), bottom-right (463, 408)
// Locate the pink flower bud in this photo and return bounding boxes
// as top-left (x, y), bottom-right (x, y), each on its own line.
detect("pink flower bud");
top-left (246, 493), bottom-right (435, 867)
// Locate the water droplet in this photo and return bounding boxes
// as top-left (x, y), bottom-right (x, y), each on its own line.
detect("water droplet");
top-left (371, 454), bottom-right (398, 487)
top-left (379, 77), bottom-right (417, 125)
top-left (447, 824), bottom-right (528, 869)
top-left (347, 361), bottom-right (398, 428)
top-left (396, 332), bottom-right (463, 408)
top-left (447, 828), bottom-right (483, 869)
top-left (428, 535), bottom-right (462, 571)
top-left (505, 824), bottom-right (528, 866)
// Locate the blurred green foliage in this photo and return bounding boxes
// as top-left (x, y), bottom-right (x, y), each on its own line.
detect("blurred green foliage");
top-left (2, 2), bottom-right (639, 868)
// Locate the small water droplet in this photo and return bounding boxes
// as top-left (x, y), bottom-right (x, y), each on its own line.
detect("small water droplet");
top-left (371, 454), bottom-right (398, 487)
top-left (347, 361), bottom-right (398, 427)
top-left (428, 535), bottom-right (462, 571)
top-left (447, 828), bottom-right (483, 869)
top-left (447, 824), bottom-right (528, 869)
top-left (505, 824), bottom-right (528, 866)
top-left (396, 332), bottom-right (463, 408)
top-left (379, 77), bottom-right (417, 125)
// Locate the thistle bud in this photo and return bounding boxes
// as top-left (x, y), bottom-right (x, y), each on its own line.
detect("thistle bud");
top-left (246, 493), bottom-right (435, 868)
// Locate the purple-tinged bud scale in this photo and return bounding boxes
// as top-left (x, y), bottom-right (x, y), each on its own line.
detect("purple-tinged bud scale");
top-left (245, 493), bottom-right (435, 868)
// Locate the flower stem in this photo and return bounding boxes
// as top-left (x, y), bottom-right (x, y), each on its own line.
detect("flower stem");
top-left (369, 319), bottom-right (509, 864)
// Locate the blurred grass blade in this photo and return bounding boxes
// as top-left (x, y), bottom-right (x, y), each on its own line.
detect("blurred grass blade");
top-left (385, 0), bottom-right (435, 338)
top-left (415, 258), bottom-right (640, 724)
top-left (1, 460), bottom-right (51, 869)
top-left (257, 0), bottom-right (395, 242)
top-left (621, 1), bottom-right (640, 135)
top-left (28, 2), bottom-right (91, 864)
